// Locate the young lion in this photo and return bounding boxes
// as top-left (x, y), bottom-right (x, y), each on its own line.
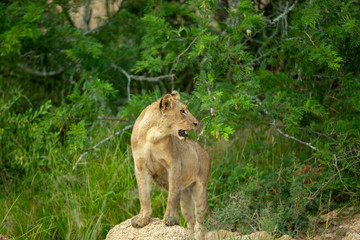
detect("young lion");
top-left (130, 91), bottom-right (210, 240)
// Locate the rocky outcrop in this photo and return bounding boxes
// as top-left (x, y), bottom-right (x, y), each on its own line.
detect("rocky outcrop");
top-left (105, 218), bottom-right (192, 240)
top-left (105, 218), bottom-right (290, 240)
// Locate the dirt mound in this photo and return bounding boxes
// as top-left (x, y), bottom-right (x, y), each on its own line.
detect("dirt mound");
top-left (105, 218), bottom-right (192, 240)
top-left (105, 218), bottom-right (292, 240)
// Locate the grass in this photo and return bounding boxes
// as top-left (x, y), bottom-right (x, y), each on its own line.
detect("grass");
top-left (1, 121), bottom-right (358, 239)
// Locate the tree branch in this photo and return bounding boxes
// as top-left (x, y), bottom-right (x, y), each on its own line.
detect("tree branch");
top-left (270, 120), bottom-right (319, 151)
top-left (84, 22), bottom-right (106, 35)
top-left (72, 124), bottom-right (133, 171)
top-left (112, 63), bottom-right (174, 100)
top-left (130, 74), bottom-right (175, 82)
top-left (304, 30), bottom-right (317, 48)
top-left (18, 64), bottom-right (64, 77)
top-left (112, 63), bottom-right (132, 100)
top-left (244, 0), bottom-right (297, 43)
top-left (170, 36), bottom-right (199, 74)
top-left (271, 0), bottom-right (297, 24)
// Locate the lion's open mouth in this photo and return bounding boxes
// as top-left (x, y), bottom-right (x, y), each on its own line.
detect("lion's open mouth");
top-left (178, 129), bottom-right (188, 138)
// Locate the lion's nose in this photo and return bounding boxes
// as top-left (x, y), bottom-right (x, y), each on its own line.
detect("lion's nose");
top-left (193, 122), bottom-right (198, 126)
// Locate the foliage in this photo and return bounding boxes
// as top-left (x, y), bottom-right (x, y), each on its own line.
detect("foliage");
top-left (1, 0), bottom-right (360, 239)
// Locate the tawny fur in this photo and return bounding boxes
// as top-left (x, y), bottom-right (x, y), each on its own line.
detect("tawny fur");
top-left (130, 91), bottom-right (211, 240)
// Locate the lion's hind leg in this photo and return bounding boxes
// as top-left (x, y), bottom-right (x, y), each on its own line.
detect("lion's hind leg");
top-left (181, 187), bottom-right (195, 234)
top-left (192, 182), bottom-right (207, 240)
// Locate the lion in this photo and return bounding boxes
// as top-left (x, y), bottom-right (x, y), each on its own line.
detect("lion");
top-left (130, 91), bottom-right (211, 240)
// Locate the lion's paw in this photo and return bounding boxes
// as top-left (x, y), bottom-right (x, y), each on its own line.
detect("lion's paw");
top-left (131, 215), bottom-right (150, 228)
top-left (164, 215), bottom-right (180, 226)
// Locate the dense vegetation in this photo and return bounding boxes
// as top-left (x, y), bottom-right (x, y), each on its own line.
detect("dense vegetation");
top-left (1, 0), bottom-right (359, 239)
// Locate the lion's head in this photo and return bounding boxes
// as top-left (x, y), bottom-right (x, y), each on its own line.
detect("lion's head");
top-left (159, 91), bottom-right (199, 140)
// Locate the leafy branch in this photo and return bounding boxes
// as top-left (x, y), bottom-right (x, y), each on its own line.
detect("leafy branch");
top-left (72, 124), bottom-right (133, 171)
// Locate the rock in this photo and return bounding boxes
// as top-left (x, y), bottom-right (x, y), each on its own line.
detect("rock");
top-left (342, 232), bottom-right (360, 240)
top-left (206, 229), bottom-right (240, 240)
top-left (278, 234), bottom-right (295, 240)
top-left (0, 235), bottom-right (13, 240)
top-left (320, 209), bottom-right (339, 223)
top-left (240, 231), bottom-right (272, 240)
top-left (105, 218), bottom-right (193, 240)
top-left (206, 230), bottom-right (272, 240)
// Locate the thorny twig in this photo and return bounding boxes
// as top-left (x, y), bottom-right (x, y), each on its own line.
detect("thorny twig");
top-left (72, 124), bottom-right (133, 171)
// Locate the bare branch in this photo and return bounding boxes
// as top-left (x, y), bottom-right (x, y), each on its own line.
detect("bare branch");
top-left (245, 0), bottom-right (297, 43)
top-left (332, 154), bottom-right (354, 194)
top-left (72, 124), bottom-right (133, 171)
top-left (130, 74), bottom-right (175, 82)
top-left (112, 63), bottom-right (174, 100)
top-left (304, 30), bottom-right (317, 48)
top-left (271, 0), bottom-right (297, 24)
top-left (84, 22), bottom-right (107, 35)
top-left (270, 120), bottom-right (319, 151)
top-left (18, 64), bottom-right (64, 77)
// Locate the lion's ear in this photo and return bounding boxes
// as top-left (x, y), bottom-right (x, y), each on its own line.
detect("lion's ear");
top-left (170, 90), bottom-right (180, 100)
top-left (160, 94), bottom-right (173, 113)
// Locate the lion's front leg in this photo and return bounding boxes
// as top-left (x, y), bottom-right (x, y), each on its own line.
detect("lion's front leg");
top-left (164, 160), bottom-right (181, 226)
top-left (131, 158), bottom-right (152, 228)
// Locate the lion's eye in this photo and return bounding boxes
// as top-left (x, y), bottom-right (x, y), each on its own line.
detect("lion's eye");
top-left (180, 109), bottom-right (186, 114)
